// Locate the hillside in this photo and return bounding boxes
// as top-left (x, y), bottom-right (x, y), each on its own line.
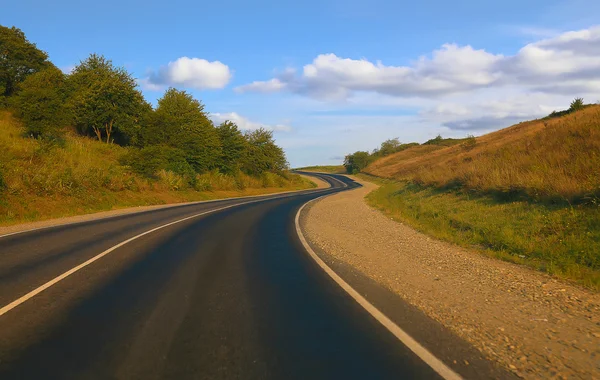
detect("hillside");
top-left (358, 106), bottom-right (600, 289)
top-left (0, 111), bottom-right (312, 226)
top-left (295, 165), bottom-right (346, 174)
top-left (366, 105), bottom-right (600, 202)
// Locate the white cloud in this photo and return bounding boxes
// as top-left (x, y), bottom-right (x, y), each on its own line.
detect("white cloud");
top-left (144, 57), bottom-right (232, 90)
top-left (236, 26), bottom-right (600, 100)
top-left (211, 112), bottom-right (292, 132)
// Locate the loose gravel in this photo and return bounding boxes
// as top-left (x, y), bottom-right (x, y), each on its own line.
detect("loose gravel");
top-left (302, 176), bottom-right (600, 379)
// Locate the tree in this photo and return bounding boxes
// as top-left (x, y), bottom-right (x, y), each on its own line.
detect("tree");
top-left (0, 25), bottom-right (52, 98)
top-left (569, 98), bottom-right (584, 112)
top-left (13, 66), bottom-right (69, 138)
top-left (67, 54), bottom-right (148, 144)
top-left (216, 121), bottom-right (247, 174)
top-left (145, 88), bottom-right (221, 173)
top-left (344, 151), bottom-right (372, 174)
top-left (378, 137), bottom-right (402, 156)
top-left (242, 128), bottom-right (288, 175)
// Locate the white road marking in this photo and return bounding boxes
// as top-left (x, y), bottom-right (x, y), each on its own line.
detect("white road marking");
top-left (0, 180), bottom-right (336, 317)
top-left (0, 174), bottom-right (337, 240)
top-left (295, 196), bottom-right (463, 380)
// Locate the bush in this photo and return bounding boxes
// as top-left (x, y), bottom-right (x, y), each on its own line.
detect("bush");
top-left (12, 67), bottom-right (69, 139)
top-left (462, 134), bottom-right (477, 149)
top-left (120, 145), bottom-right (194, 179)
top-left (570, 97), bottom-right (585, 112)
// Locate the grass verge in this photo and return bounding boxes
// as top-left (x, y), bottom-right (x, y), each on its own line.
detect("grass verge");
top-left (295, 165), bottom-right (346, 174)
top-left (357, 173), bottom-right (600, 290)
top-left (0, 111), bottom-right (314, 226)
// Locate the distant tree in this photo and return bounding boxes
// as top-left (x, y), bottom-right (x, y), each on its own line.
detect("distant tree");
top-left (13, 66), bottom-right (69, 138)
top-left (569, 97), bottom-right (584, 112)
top-left (242, 128), bottom-right (288, 174)
top-left (378, 137), bottom-right (402, 156)
top-left (216, 121), bottom-right (247, 174)
top-left (146, 88), bottom-right (221, 172)
top-left (344, 151), bottom-right (372, 174)
top-left (0, 25), bottom-right (52, 98)
top-left (67, 54), bottom-right (148, 144)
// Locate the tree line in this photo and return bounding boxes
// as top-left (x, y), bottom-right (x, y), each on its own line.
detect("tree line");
top-left (0, 25), bottom-right (288, 181)
top-left (344, 138), bottom-right (419, 174)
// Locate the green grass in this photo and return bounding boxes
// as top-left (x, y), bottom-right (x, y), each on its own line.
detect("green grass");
top-left (357, 174), bottom-right (600, 290)
top-left (0, 111), bottom-right (314, 226)
top-left (295, 165), bottom-right (346, 174)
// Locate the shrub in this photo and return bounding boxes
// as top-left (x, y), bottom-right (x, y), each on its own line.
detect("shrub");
top-left (120, 145), bottom-right (194, 179)
top-left (569, 97), bottom-right (585, 112)
top-left (12, 66), bottom-right (69, 139)
top-left (462, 134), bottom-right (477, 149)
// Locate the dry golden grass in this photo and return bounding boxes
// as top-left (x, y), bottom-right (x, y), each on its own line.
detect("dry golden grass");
top-left (0, 111), bottom-right (312, 225)
top-left (366, 105), bottom-right (600, 201)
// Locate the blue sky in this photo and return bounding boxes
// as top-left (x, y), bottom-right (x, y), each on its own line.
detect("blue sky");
top-left (3, 0), bottom-right (600, 166)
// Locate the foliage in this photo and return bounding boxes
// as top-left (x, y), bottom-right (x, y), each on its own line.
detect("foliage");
top-left (0, 111), bottom-right (309, 225)
top-left (216, 121), bottom-right (247, 174)
top-left (67, 54), bottom-right (149, 144)
top-left (423, 134), bottom-right (466, 146)
top-left (12, 66), bottom-right (69, 138)
top-left (242, 128), bottom-right (288, 175)
top-left (0, 25), bottom-right (52, 97)
top-left (569, 97), bottom-right (585, 112)
top-left (363, 177), bottom-right (600, 290)
top-left (143, 88), bottom-right (221, 172)
top-left (0, 27), bottom-right (297, 218)
top-left (344, 151), bottom-right (373, 174)
top-left (462, 134), bottom-right (477, 149)
top-left (295, 165), bottom-right (346, 174)
top-left (120, 145), bottom-right (194, 179)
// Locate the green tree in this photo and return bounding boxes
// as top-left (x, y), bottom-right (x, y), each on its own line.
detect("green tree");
top-left (146, 88), bottom-right (221, 173)
top-left (344, 151), bottom-right (372, 174)
top-left (378, 137), bottom-right (402, 156)
top-left (242, 128), bottom-right (288, 175)
top-left (67, 54), bottom-right (148, 144)
top-left (13, 66), bottom-right (69, 138)
top-left (0, 25), bottom-right (52, 98)
top-left (216, 121), bottom-right (247, 174)
top-left (569, 97), bottom-right (584, 112)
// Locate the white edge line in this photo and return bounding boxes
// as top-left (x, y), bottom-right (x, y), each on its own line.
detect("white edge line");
top-left (0, 182), bottom-right (336, 317)
top-left (0, 173), bottom-right (335, 240)
top-left (295, 195), bottom-right (463, 380)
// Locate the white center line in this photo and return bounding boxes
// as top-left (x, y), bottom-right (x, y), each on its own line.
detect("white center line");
top-left (0, 186), bottom-right (333, 317)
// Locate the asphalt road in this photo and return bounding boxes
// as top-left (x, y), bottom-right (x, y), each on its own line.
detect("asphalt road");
top-left (0, 172), bottom-right (507, 379)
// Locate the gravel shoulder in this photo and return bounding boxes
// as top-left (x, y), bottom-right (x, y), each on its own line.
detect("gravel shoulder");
top-left (301, 176), bottom-right (600, 379)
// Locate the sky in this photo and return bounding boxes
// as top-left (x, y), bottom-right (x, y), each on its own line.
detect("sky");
top-left (2, 0), bottom-right (600, 167)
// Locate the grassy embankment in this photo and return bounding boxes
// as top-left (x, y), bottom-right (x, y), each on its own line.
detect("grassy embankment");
top-left (361, 105), bottom-right (600, 289)
top-left (0, 111), bottom-right (314, 226)
top-left (295, 165), bottom-right (346, 174)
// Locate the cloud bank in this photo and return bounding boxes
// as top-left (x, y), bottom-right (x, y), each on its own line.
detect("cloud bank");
top-left (236, 26), bottom-right (600, 133)
top-left (236, 26), bottom-right (600, 100)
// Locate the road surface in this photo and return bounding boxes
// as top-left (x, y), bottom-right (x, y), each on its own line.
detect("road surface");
top-left (0, 172), bottom-right (505, 379)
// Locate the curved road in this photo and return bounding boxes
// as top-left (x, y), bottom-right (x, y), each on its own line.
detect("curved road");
top-left (0, 173), bottom-right (507, 379)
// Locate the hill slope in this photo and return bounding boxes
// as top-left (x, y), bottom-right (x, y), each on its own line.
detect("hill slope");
top-left (360, 106), bottom-right (600, 289)
top-left (0, 111), bottom-right (312, 226)
top-left (366, 105), bottom-right (600, 202)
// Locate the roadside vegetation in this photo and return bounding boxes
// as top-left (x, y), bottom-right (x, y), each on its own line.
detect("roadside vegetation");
top-left (295, 165), bottom-right (346, 174)
top-left (0, 25), bottom-right (312, 225)
top-left (346, 103), bottom-right (600, 289)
